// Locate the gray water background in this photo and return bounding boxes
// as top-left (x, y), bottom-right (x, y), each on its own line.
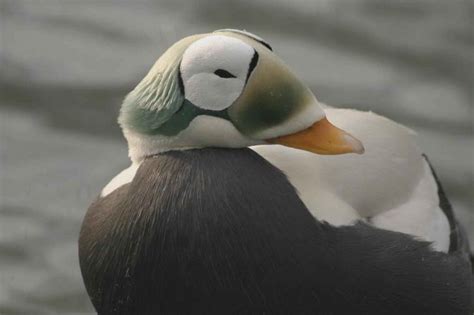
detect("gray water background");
top-left (0, 0), bottom-right (473, 313)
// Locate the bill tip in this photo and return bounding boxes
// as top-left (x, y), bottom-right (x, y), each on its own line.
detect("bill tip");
top-left (344, 134), bottom-right (365, 154)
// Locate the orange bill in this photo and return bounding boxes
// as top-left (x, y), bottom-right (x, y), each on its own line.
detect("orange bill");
top-left (268, 118), bottom-right (364, 155)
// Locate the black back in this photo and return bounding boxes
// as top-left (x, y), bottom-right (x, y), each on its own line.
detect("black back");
top-left (79, 148), bottom-right (473, 314)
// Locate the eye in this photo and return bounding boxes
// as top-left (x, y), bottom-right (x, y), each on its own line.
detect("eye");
top-left (214, 69), bottom-right (236, 79)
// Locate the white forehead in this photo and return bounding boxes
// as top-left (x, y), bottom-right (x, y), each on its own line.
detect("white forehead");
top-left (180, 35), bottom-right (254, 79)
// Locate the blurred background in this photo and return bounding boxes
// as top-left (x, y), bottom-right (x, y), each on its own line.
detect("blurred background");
top-left (0, 0), bottom-right (472, 313)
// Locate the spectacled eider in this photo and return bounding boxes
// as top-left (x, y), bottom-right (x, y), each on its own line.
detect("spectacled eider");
top-left (79, 29), bottom-right (473, 314)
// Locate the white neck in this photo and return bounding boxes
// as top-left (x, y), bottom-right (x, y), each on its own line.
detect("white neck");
top-left (123, 115), bottom-right (262, 163)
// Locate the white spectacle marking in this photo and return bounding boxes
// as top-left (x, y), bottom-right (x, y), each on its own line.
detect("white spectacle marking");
top-left (180, 35), bottom-right (254, 110)
top-left (101, 163), bottom-right (139, 197)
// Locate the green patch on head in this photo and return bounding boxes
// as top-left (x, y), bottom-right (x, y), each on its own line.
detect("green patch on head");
top-left (227, 43), bottom-right (314, 138)
top-left (118, 34), bottom-right (204, 135)
top-left (152, 100), bottom-right (230, 136)
top-left (229, 77), bottom-right (308, 135)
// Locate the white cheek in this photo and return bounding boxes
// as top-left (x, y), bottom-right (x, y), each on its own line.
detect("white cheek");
top-left (185, 73), bottom-right (245, 110)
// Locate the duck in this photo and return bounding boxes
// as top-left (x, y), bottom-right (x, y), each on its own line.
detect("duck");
top-left (79, 29), bottom-right (473, 314)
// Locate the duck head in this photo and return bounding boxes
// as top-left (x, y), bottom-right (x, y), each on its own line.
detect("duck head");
top-left (119, 29), bottom-right (364, 163)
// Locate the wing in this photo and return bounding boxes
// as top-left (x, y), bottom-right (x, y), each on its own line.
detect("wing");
top-left (370, 157), bottom-right (451, 252)
top-left (78, 182), bottom-right (132, 311)
top-left (325, 221), bottom-right (474, 314)
top-left (79, 148), bottom-right (473, 314)
top-left (423, 154), bottom-right (472, 256)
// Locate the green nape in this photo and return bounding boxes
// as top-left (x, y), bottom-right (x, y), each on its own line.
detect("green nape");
top-left (118, 33), bottom-right (206, 136)
top-left (126, 100), bottom-right (230, 137)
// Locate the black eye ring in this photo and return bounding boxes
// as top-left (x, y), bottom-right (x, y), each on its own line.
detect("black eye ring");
top-left (214, 69), bottom-right (236, 78)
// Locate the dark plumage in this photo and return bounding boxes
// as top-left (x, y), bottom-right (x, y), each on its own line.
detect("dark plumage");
top-left (424, 155), bottom-right (471, 256)
top-left (79, 148), bottom-right (473, 314)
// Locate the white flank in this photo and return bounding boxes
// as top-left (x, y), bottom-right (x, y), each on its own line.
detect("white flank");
top-left (101, 163), bottom-right (140, 197)
top-left (253, 106), bottom-right (450, 251)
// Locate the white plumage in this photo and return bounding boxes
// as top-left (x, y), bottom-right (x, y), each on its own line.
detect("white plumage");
top-left (101, 106), bottom-right (450, 252)
top-left (180, 35), bottom-right (254, 110)
top-left (252, 106), bottom-right (450, 252)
